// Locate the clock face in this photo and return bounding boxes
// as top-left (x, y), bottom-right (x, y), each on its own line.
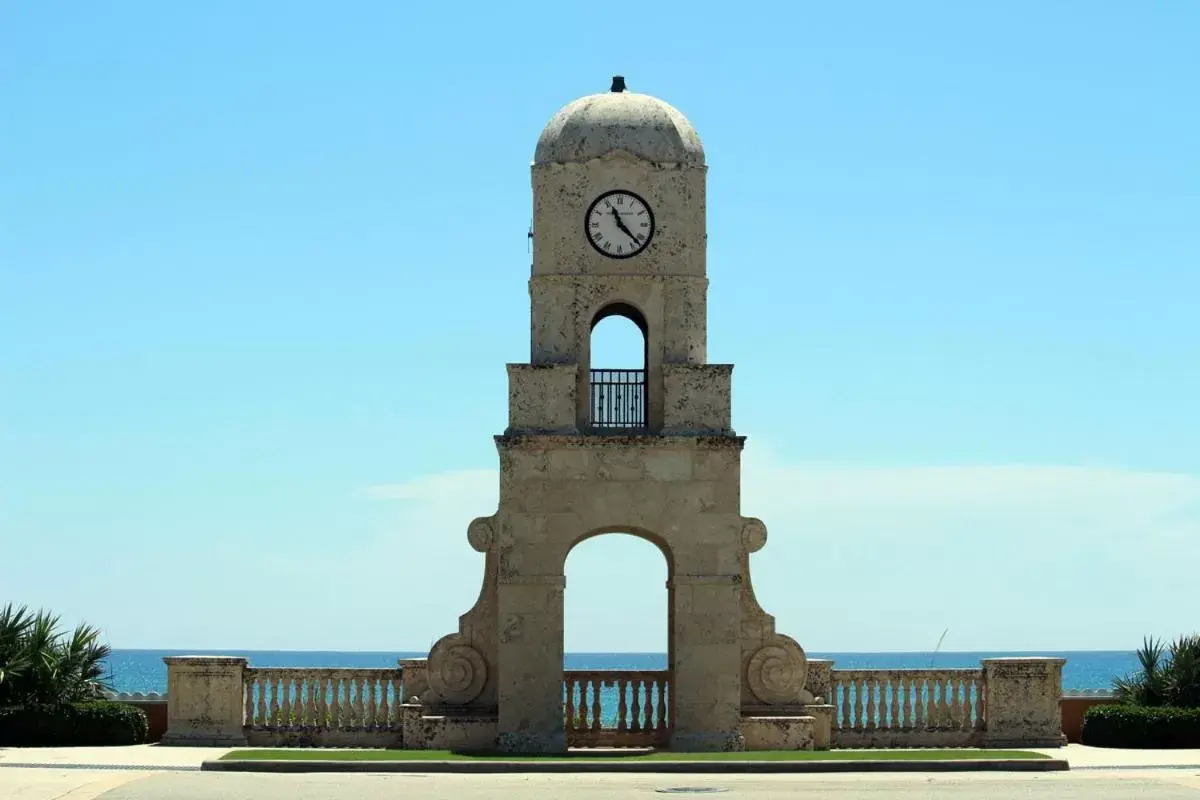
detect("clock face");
top-left (585, 190), bottom-right (655, 259)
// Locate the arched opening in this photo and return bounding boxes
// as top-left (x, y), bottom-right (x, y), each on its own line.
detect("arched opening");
top-left (589, 303), bottom-right (648, 429)
top-left (563, 530), bottom-right (673, 747)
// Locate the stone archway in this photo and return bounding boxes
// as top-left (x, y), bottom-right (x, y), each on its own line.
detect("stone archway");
top-left (562, 529), bottom-right (674, 747)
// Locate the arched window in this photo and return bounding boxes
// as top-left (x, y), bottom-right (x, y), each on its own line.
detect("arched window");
top-left (589, 303), bottom-right (648, 429)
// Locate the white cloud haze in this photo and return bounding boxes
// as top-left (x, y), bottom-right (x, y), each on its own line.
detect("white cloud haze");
top-left (356, 446), bottom-right (1200, 654)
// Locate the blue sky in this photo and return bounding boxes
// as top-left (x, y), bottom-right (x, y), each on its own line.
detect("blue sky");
top-left (1, 1), bottom-right (1197, 654)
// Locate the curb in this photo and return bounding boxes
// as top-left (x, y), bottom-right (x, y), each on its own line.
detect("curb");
top-left (201, 758), bottom-right (1070, 774)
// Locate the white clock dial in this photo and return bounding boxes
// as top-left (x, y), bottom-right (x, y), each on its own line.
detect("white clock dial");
top-left (585, 190), bottom-right (655, 259)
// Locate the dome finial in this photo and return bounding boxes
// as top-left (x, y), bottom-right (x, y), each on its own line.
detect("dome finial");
top-left (610, 75), bottom-right (626, 93)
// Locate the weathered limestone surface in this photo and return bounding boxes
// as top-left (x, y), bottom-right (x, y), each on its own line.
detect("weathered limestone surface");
top-left (981, 657), bottom-right (1067, 747)
top-left (413, 79), bottom-right (811, 754)
top-left (739, 715), bottom-right (815, 751)
top-left (161, 656), bottom-right (247, 746)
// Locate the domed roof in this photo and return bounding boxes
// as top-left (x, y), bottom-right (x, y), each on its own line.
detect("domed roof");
top-left (534, 77), bottom-right (704, 166)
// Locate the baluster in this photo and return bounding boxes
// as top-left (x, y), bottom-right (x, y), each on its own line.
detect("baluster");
top-left (656, 675), bottom-right (668, 731)
top-left (591, 678), bottom-right (602, 731)
top-left (643, 679), bottom-right (653, 731)
top-left (630, 678), bottom-right (642, 732)
top-left (564, 676), bottom-right (577, 731)
top-left (378, 676), bottom-right (389, 728)
top-left (949, 676), bottom-right (963, 728)
top-left (330, 674), bottom-right (343, 727)
top-left (367, 676), bottom-right (378, 728)
top-left (865, 678), bottom-right (876, 731)
top-left (913, 677), bottom-right (926, 729)
top-left (849, 678), bottom-right (860, 729)
top-left (973, 675), bottom-right (986, 731)
top-left (256, 676), bottom-right (268, 724)
top-left (244, 677), bottom-right (255, 727)
top-left (577, 679), bottom-right (588, 730)
top-left (901, 676), bottom-right (912, 729)
top-left (926, 681), bottom-right (945, 729)
top-left (268, 676), bottom-right (280, 726)
top-left (617, 678), bottom-right (629, 732)
top-left (317, 674), bottom-right (328, 727)
top-left (303, 675), bottom-right (315, 727)
top-left (963, 676), bottom-right (975, 732)
top-left (288, 676), bottom-right (299, 727)
top-left (887, 677), bottom-right (899, 730)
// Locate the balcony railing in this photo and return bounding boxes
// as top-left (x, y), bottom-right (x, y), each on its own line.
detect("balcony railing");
top-left (589, 369), bottom-right (646, 429)
top-left (564, 669), bottom-right (671, 748)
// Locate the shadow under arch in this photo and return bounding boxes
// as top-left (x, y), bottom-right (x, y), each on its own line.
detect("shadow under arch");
top-left (590, 301), bottom-right (649, 338)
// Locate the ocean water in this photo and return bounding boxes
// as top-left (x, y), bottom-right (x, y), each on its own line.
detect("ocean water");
top-left (104, 649), bottom-right (1137, 695)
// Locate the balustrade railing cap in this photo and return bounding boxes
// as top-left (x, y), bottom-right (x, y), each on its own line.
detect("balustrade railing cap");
top-left (162, 655), bottom-right (248, 666)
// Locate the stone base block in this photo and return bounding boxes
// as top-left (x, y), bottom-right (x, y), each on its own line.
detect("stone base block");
top-left (739, 716), bottom-right (815, 751)
top-left (245, 728), bottom-right (400, 748)
top-left (982, 732), bottom-right (1067, 749)
top-left (409, 713), bottom-right (498, 752)
top-left (743, 704), bottom-right (832, 750)
top-left (669, 730), bottom-right (746, 752)
top-left (160, 731), bottom-right (247, 747)
top-left (495, 730), bottom-right (567, 754)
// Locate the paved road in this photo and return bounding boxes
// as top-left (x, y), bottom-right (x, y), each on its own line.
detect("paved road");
top-left (5, 768), bottom-right (1198, 800)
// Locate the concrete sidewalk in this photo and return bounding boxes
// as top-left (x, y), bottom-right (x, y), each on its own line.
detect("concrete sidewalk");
top-left (0, 743), bottom-right (231, 770)
top-left (2, 743), bottom-right (1200, 771)
top-left (1033, 744), bottom-right (1200, 770)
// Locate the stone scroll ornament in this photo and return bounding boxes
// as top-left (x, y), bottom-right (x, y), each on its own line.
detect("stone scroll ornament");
top-left (427, 634), bottom-right (488, 705)
top-left (746, 634), bottom-right (809, 705)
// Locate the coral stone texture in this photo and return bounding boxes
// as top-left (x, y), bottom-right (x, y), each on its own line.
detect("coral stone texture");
top-left (413, 78), bottom-right (818, 754)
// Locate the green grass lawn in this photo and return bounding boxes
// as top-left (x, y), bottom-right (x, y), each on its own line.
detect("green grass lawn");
top-left (220, 748), bottom-right (1049, 762)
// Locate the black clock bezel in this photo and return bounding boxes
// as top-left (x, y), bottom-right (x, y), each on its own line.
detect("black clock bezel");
top-left (584, 190), bottom-right (655, 259)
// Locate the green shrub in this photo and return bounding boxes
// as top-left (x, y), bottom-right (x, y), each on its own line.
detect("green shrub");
top-left (0, 604), bottom-right (112, 706)
top-left (0, 701), bottom-right (148, 746)
top-left (1113, 634), bottom-right (1200, 709)
top-left (1081, 704), bottom-right (1200, 748)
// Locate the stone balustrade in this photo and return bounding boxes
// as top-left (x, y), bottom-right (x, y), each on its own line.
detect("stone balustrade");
top-left (243, 667), bottom-right (404, 747)
top-left (158, 655), bottom-right (1065, 750)
top-left (564, 669), bottom-right (670, 747)
top-left (831, 668), bottom-right (986, 748)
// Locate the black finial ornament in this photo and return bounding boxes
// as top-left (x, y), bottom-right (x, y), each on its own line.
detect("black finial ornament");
top-left (611, 75), bottom-right (626, 93)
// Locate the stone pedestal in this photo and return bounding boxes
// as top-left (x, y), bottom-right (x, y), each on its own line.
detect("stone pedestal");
top-left (981, 657), bottom-right (1067, 747)
top-left (739, 715), bottom-right (815, 750)
top-left (160, 656), bottom-right (247, 746)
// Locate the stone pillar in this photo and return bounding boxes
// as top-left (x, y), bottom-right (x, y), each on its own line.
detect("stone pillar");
top-left (670, 575), bottom-right (744, 752)
top-left (981, 657), bottom-right (1067, 747)
top-left (494, 575), bottom-right (566, 753)
top-left (160, 655), bottom-right (248, 746)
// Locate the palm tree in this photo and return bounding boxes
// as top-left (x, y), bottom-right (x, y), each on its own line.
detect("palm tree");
top-left (1112, 636), bottom-right (1168, 707)
top-left (0, 604), bottom-right (113, 707)
top-left (1113, 634), bottom-right (1200, 709)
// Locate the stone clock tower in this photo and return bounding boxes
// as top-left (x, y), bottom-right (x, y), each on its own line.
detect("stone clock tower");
top-left (407, 78), bottom-right (824, 754)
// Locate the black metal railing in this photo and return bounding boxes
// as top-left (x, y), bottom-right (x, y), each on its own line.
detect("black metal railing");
top-left (589, 369), bottom-right (646, 429)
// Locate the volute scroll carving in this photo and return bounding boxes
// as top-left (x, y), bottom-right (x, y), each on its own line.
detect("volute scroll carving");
top-left (741, 518), bottom-right (768, 553)
top-left (427, 633), bottom-right (489, 705)
top-left (746, 634), bottom-right (809, 705)
top-left (467, 517), bottom-right (495, 553)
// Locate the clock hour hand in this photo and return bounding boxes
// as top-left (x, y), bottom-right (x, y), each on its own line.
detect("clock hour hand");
top-left (610, 207), bottom-right (640, 243)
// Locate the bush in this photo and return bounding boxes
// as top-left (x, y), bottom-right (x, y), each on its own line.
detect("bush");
top-left (0, 604), bottom-right (112, 706)
top-left (0, 701), bottom-right (148, 746)
top-left (1081, 704), bottom-right (1200, 748)
top-left (1112, 634), bottom-right (1200, 709)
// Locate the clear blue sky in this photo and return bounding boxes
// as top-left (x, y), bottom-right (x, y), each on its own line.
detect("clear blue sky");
top-left (2, 1), bottom-right (1197, 654)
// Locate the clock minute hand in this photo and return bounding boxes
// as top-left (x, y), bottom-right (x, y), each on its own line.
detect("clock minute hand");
top-left (610, 208), bottom-right (639, 243)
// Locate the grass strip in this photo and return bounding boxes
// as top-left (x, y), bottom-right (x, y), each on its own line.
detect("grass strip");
top-left (220, 748), bottom-right (1049, 762)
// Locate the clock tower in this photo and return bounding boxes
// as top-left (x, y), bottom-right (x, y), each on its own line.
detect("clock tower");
top-left (415, 77), bottom-right (819, 755)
